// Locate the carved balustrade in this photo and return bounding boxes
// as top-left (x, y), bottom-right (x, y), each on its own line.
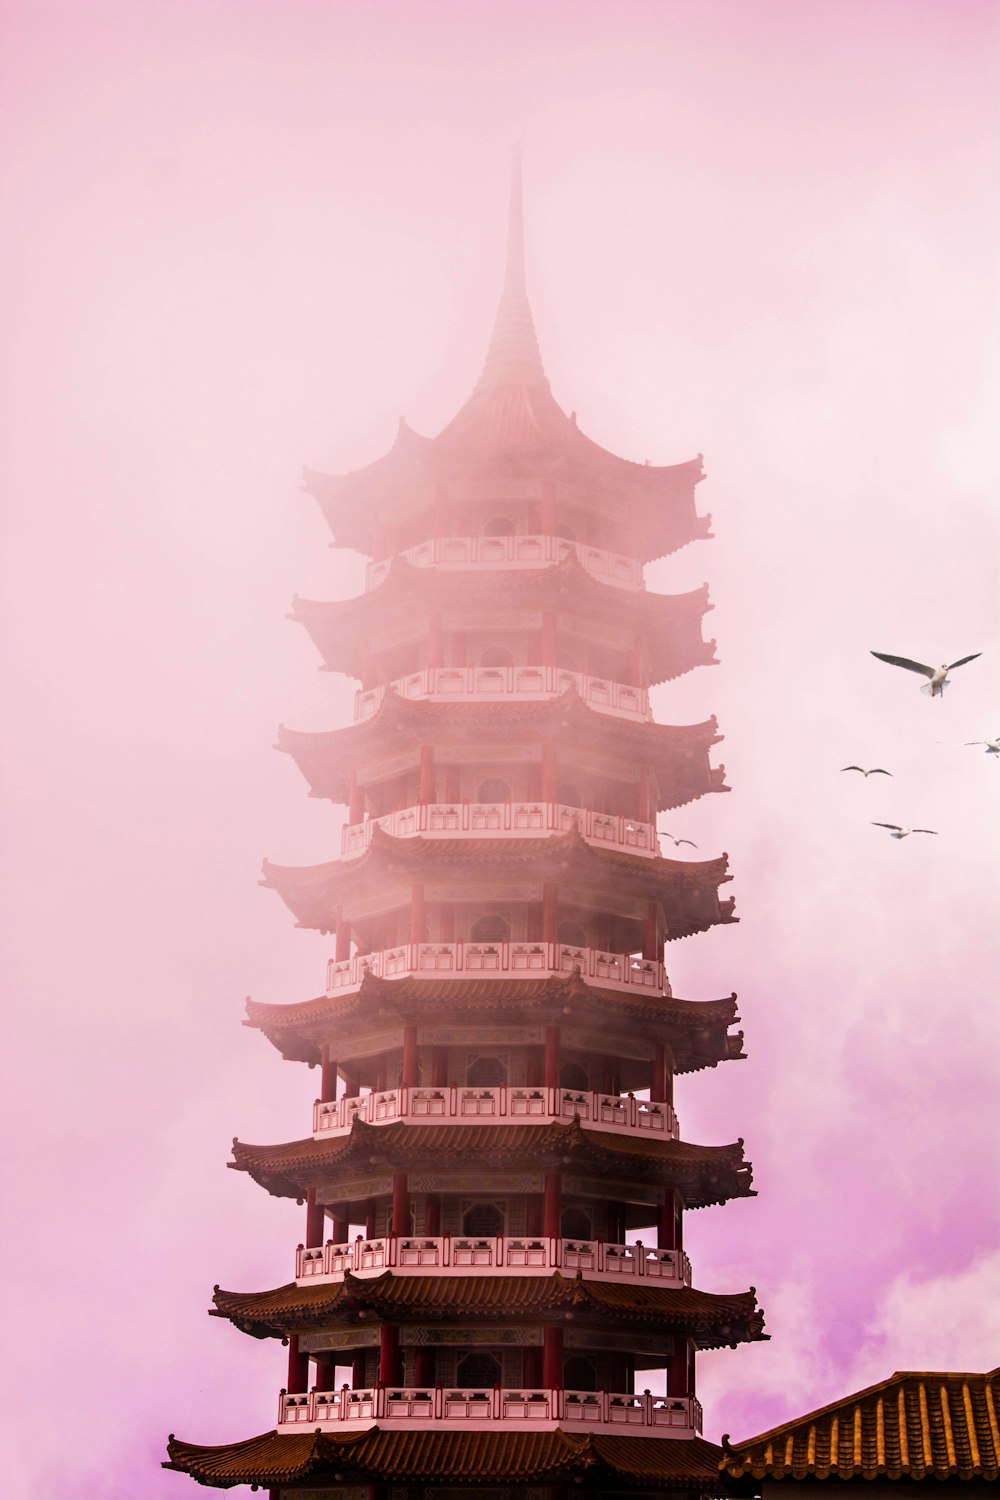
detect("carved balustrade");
top-left (354, 666), bottom-right (651, 724)
top-left (341, 801), bottom-right (658, 858)
top-left (365, 534), bottom-right (644, 592)
top-left (325, 941), bottom-right (665, 998)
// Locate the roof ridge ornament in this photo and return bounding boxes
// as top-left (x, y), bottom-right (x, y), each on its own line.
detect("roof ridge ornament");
top-left (475, 145), bottom-right (550, 394)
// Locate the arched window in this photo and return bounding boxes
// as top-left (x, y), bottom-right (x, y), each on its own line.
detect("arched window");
top-left (477, 777), bottom-right (511, 803)
top-left (563, 1356), bottom-right (597, 1392)
top-left (470, 914), bottom-right (510, 945)
top-left (461, 1201), bottom-right (506, 1237)
top-left (560, 1206), bottom-right (593, 1241)
top-left (466, 1056), bottom-right (508, 1087)
top-left (483, 516), bottom-right (516, 536)
top-left (558, 920), bottom-right (588, 948)
top-left (457, 1351), bottom-right (502, 1388)
top-left (559, 1062), bottom-right (589, 1092)
top-left (480, 645), bottom-right (514, 668)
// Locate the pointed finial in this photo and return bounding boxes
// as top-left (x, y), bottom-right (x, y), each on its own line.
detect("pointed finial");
top-left (476, 145), bottom-right (548, 392)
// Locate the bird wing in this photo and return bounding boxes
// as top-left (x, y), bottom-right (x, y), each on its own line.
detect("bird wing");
top-left (841, 765), bottom-right (864, 773)
top-left (965, 741), bottom-right (986, 746)
top-left (871, 822), bottom-right (902, 830)
top-left (912, 828), bottom-right (939, 835)
top-left (677, 839), bottom-right (697, 848)
top-left (869, 768), bottom-right (892, 776)
top-left (870, 651), bottom-right (934, 677)
top-left (947, 653), bottom-right (982, 670)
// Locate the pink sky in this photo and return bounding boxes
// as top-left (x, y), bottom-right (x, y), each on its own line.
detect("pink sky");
top-left (1, 2), bottom-right (998, 1495)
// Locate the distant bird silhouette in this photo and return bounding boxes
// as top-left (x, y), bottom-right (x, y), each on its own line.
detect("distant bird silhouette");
top-left (841, 765), bottom-right (892, 778)
top-left (870, 650), bottom-right (981, 697)
top-left (871, 822), bottom-right (939, 840)
top-left (965, 737), bottom-right (1000, 756)
top-left (660, 831), bottom-right (697, 848)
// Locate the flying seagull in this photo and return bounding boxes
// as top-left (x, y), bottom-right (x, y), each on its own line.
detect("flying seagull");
top-left (965, 737), bottom-right (1000, 756)
top-left (660, 832), bottom-right (697, 848)
top-left (870, 650), bottom-right (981, 697)
top-left (841, 765), bottom-right (892, 778)
top-left (871, 822), bottom-right (939, 840)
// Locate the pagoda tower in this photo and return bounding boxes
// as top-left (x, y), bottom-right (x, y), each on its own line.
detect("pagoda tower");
top-left (166, 157), bottom-right (765, 1499)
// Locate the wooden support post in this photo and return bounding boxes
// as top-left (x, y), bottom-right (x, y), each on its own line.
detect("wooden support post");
top-left (523, 1346), bottom-right (542, 1387)
top-left (320, 1045), bottom-right (337, 1104)
top-left (541, 742), bottom-right (557, 804)
top-left (286, 1334), bottom-right (308, 1393)
top-left (401, 1025), bottom-right (418, 1087)
top-left (542, 882), bottom-right (558, 943)
top-left (427, 615), bottom-right (443, 670)
top-left (418, 743), bottom-right (435, 804)
top-left (334, 911), bottom-right (351, 963)
top-left (409, 883), bottom-right (426, 944)
top-left (544, 1025), bottom-right (560, 1090)
top-left (348, 772), bottom-right (364, 824)
top-left (629, 632), bottom-right (643, 688)
top-left (413, 1348), bottom-right (434, 1386)
top-left (657, 1187), bottom-right (677, 1250)
top-left (541, 610), bottom-right (557, 668)
top-left (305, 1187), bottom-right (324, 1248)
top-left (431, 1047), bottom-right (448, 1087)
top-left (542, 1325), bottom-right (563, 1389)
top-left (331, 1214), bottom-right (349, 1243)
top-left (543, 1172), bottom-right (561, 1238)
top-left (651, 1042), bottom-right (669, 1102)
top-left (391, 1172), bottom-right (409, 1236)
top-left (424, 1193), bottom-right (441, 1235)
top-left (637, 765), bottom-right (651, 822)
top-left (379, 1325), bottom-right (400, 1385)
top-left (643, 901), bottom-right (659, 961)
top-left (667, 1339), bottom-right (688, 1396)
top-left (541, 480), bottom-right (556, 535)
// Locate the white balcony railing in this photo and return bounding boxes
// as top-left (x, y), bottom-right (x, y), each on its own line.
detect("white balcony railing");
top-left (295, 1234), bottom-right (692, 1289)
top-left (341, 802), bottom-right (658, 859)
top-left (354, 666), bottom-right (651, 724)
top-left (326, 942), bottom-right (665, 998)
top-left (312, 1084), bottom-right (678, 1143)
top-left (366, 534), bottom-right (644, 592)
top-left (278, 1385), bottom-right (702, 1438)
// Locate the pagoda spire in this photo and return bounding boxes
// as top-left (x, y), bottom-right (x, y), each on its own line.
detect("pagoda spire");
top-left (476, 145), bottom-right (550, 392)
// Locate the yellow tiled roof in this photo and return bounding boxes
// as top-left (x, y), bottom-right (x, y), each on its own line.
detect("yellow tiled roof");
top-left (721, 1368), bottom-right (1000, 1482)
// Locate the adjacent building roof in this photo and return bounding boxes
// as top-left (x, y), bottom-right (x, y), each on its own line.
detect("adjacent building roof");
top-left (261, 825), bottom-right (735, 937)
top-left (244, 971), bottom-right (745, 1074)
top-left (277, 686), bottom-right (727, 810)
top-left (720, 1368), bottom-right (1000, 1484)
top-left (290, 556), bottom-right (715, 686)
top-left (166, 1425), bottom-right (729, 1489)
top-left (230, 1116), bottom-right (754, 1207)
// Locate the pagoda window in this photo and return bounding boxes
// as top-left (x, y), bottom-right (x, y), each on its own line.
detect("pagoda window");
top-left (479, 645), bottom-right (514, 668)
top-left (477, 776), bottom-right (511, 803)
top-left (466, 1055), bottom-right (508, 1087)
top-left (556, 782), bottom-right (582, 808)
top-left (559, 1062), bottom-right (589, 1093)
top-left (560, 1206), bottom-right (593, 1241)
top-left (461, 1201), bottom-right (506, 1237)
top-left (483, 515), bottom-right (516, 536)
top-left (456, 1351), bottom-right (502, 1388)
top-left (564, 1355), bottom-right (597, 1392)
top-left (470, 914), bottom-right (511, 944)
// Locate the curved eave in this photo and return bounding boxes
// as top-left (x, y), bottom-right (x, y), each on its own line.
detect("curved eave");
top-left (211, 1271), bottom-right (765, 1346)
top-left (166, 1426), bottom-right (728, 1489)
top-left (277, 689), bottom-right (726, 810)
top-left (261, 827), bottom-right (734, 936)
top-left (230, 1118), bottom-right (753, 1207)
top-left (245, 974), bottom-right (744, 1074)
top-left (288, 562), bottom-right (715, 683)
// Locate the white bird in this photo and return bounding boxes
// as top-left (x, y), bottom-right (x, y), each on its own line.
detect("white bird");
top-left (965, 737), bottom-right (1000, 756)
top-left (871, 822), bottom-right (939, 839)
top-left (870, 650), bottom-right (981, 697)
top-left (660, 831), bottom-right (697, 848)
top-left (841, 765), bottom-right (892, 778)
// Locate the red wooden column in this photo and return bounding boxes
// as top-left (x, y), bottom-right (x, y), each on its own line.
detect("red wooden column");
top-left (418, 744), bottom-right (435, 804)
top-left (427, 615), bottom-right (443, 671)
top-left (379, 1325), bottom-right (401, 1385)
top-left (651, 1042), bottom-right (671, 1103)
top-left (315, 1355), bottom-right (338, 1393)
top-left (542, 1324), bottom-right (563, 1389)
top-left (410, 883), bottom-right (426, 944)
top-left (523, 1346), bottom-right (542, 1387)
top-left (348, 771), bottom-right (364, 824)
top-left (542, 883), bottom-right (558, 944)
top-left (401, 1025), bottom-right (418, 1087)
top-left (658, 1188), bottom-right (683, 1250)
top-left (666, 1337), bottom-right (689, 1397)
top-left (444, 764), bottom-right (461, 801)
top-left (431, 1047), bottom-right (448, 1087)
top-left (305, 1186), bottom-right (324, 1248)
top-left (364, 1197), bottom-right (377, 1238)
top-left (352, 1351), bottom-right (366, 1388)
top-left (643, 901), bottom-right (660, 961)
top-left (331, 1210), bottom-right (349, 1243)
top-left (541, 742), bottom-right (557, 804)
top-left (541, 480), bottom-right (556, 535)
top-left (334, 908), bottom-right (351, 964)
top-left (413, 1348), bottom-right (434, 1386)
top-left (636, 765), bottom-right (651, 822)
top-left (541, 610), bottom-right (557, 668)
top-left (286, 1334), bottom-right (308, 1393)
top-left (424, 1193), bottom-right (441, 1235)
top-left (342, 1068), bottom-right (360, 1100)
top-left (543, 1025), bottom-right (560, 1089)
top-left (543, 1172), bottom-right (561, 1237)
top-left (320, 1045), bottom-right (337, 1104)
top-left (391, 1172), bottom-right (409, 1236)
top-left (525, 1194), bottom-right (543, 1235)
